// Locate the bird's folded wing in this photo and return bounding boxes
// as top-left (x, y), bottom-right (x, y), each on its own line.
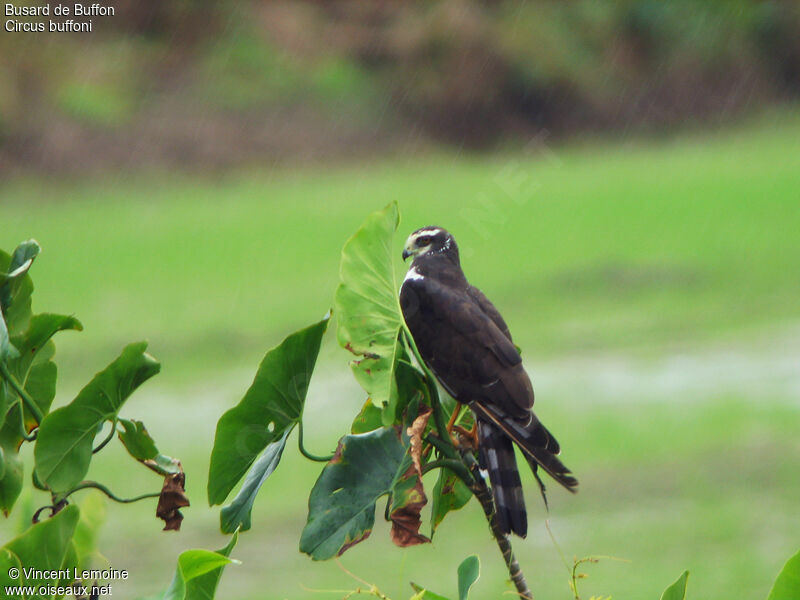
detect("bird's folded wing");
top-left (403, 277), bottom-right (532, 416)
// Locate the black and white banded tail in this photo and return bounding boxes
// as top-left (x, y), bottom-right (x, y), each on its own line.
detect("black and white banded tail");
top-left (475, 403), bottom-right (578, 537)
top-left (477, 421), bottom-right (528, 537)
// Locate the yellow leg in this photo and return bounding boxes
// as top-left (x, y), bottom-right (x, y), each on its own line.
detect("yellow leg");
top-left (446, 402), bottom-right (462, 433)
top-left (453, 423), bottom-right (479, 449)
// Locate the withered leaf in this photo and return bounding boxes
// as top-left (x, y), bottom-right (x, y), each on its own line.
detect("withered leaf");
top-left (157, 471), bottom-right (190, 531)
top-left (390, 407), bottom-right (432, 547)
top-left (389, 467), bottom-right (430, 547)
top-left (406, 407), bottom-right (431, 475)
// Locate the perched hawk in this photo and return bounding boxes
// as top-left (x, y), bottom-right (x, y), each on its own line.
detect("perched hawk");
top-left (399, 226), bottom-right (577, 537)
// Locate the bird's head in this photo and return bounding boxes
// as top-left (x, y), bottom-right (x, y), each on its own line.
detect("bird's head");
top-left (402, 226), bottom-right (459, 263)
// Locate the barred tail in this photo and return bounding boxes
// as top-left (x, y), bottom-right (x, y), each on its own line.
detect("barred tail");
top-left (473, 403), bottom-right (579, 503)
top-left (477, 421), bottom-right (528, 537)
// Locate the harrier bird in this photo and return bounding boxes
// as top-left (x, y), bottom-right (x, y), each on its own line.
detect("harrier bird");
top-left (400, 226), bottom-right (577, 537)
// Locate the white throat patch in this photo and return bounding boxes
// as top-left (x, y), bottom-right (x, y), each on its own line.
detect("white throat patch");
top-left (404, 266), bottom-right (424, 282)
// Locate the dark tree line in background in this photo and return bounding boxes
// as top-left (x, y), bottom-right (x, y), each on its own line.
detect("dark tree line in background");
top-left (2, 0), bottom-right (799, 172)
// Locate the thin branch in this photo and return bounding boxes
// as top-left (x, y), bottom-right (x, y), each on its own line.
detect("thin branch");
top-left (335, 560), bottom-right (392, 600)
top-left (92, 419), bottom-right (117, 453)
top-left (297, 421), bottom-right (335, 462)
top-left (0, 361), bottom-right (44, 424)
top-left (459, 448), bottom-right (533, 600)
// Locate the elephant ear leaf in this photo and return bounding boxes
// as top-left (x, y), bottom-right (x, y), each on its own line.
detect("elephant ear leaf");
top-left (334, 202), bottom-right (406, 425)
top-left (34, 342), bottom-right (160, 493)
top-left (207, 316), bottom-right (329, 507)
top-left (299, 427), bottom-right (407, 560)
top-left (0, 242), bottom-right (39, 334)
top-left (0, 505), bottom-right (79, 592)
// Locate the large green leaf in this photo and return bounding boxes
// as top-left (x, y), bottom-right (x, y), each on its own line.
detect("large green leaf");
top-left (162, 545), bottom-right (238, 600)
top-left (300, 427), bottom-right (406, 560)
top-left (767, 550), bottom-right (800, 600)
top-left (0, 246), bottom-right (36, 335)
top-left (334, 202), bottom-right (405, 423)
top-left (660, 571), bottom-right (689, 600)
top-left (457, 555), bottom-right (480, 600)
top-left (34, 342), bottom-right (161, 493)
top-left (8, 313), bottom-right (82, 382)
top-left (430, 469), bottom-right (472, 535)
top-left (182, 531), bottom-right (239, 600)
top-left (220, 430), bottom-right (290, 533)
top-left (207, 317), bottom-right (328, 506)
top-left (1, 313), bottom-right (83, 433)
top-left (0, 505), bottom-right (80, 598)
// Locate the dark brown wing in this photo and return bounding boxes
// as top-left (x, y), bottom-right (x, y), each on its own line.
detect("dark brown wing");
top-left (401, 271), bottom-right (578, 514)
top-left (400, 276), bottom-right (532, 418)
top-left (467, 284), bottom-right (513, 342)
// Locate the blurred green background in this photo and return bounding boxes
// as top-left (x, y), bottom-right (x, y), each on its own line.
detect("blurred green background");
top-left (1, 1), bottom-right (799, 599)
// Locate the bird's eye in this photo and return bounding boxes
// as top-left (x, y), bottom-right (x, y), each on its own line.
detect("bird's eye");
top-left (416, 236), bottom-right (432, 246)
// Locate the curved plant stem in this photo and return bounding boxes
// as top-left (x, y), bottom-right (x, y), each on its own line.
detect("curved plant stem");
top-left (92, 419), bottom-right (117, 453)
top-left (0, 361), bottom-right (44, 424)
top-left (297, 421), bottom-right (335, 462)
top-left (32, 501), bottom-right (67, 523)
top-left (421, 457), bottom-right (473, 482)
top-left (60, 480), bottom-right (160, 504)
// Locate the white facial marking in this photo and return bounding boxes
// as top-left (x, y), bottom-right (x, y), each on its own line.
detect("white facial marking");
top-left (420, 228), bottom-right (443, 237)
top-left (408, 228), bottom-right (442, 247)
top-left (404, 266), bottom-right (424, 282)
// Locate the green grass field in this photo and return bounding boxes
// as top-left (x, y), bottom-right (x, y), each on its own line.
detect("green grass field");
top-left (1, 109), bottom-right (799, 599)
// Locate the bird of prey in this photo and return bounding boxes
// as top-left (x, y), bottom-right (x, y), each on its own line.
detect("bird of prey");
top-left (399, 226), bottom-right (577, 537)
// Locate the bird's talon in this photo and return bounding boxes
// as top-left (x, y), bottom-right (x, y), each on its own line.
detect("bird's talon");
top-left (453, 425), bottom-right (478, 450)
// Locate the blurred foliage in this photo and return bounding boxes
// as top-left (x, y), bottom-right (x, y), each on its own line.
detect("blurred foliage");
top-left (1, 0), bottom-right (799, 171)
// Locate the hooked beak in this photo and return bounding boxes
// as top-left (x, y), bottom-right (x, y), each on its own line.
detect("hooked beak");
top-left (402, 249), bottom-right (412, 261)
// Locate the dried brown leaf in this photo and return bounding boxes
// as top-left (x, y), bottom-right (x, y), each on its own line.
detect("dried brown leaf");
top-left (406, 406), bottom-right (431, 475)
top-left (156, 471), bottom-right (190, 531)
top-left (390, 407), bottom-right (433, 547)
